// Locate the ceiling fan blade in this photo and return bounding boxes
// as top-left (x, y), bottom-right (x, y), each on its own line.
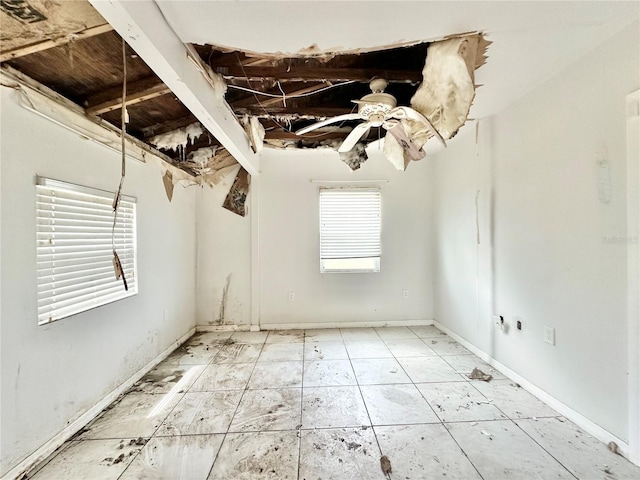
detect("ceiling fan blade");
top-left (296, 113), bottom-right (361, 135)
top-left (390, 106), bottom-right (446, 147)
top-left (338, 122), bottom-right (372, 153)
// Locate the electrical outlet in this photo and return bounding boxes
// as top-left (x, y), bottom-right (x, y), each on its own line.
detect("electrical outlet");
top-left (402, 289), bottom-right (409, 299)
top-left (544, 325), bottom-right (555, 345)
top-left (288, 292), bottom-right (295, 301)
top-left (514, 316), bottom-right (523, 331)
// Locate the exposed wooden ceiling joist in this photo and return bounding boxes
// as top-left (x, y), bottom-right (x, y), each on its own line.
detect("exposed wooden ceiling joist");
top-left (236, 106), bottom-right (353, 118)
top-left (264, 130), bottom-right (351, 140)
top-left (215, 66), bottom-right (422, 83)
top-left (85, 76), bottom-right (171, 115)
top-left (0, 23), bottom-right (113, 63)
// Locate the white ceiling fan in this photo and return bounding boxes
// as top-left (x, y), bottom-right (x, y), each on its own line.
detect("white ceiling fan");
top-left (295, 78), bottom-right (446, 153)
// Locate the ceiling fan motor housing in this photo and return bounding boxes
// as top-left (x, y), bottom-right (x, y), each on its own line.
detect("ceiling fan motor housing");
top-left (357, 92), bottom-right (398, 124)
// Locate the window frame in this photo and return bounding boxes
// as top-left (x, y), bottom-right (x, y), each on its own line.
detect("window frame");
top-left (318, 186), bottom-right (382, 274)
top-left (35, 176), bottom-right (138, 325)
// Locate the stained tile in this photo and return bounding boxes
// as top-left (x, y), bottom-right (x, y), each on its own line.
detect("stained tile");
top-left (30, 439), bottom-right (142, 480)
top-left (375, 424), bottom-right (482, 480)
top-left (426, 337), bottom-right (472, 355)
top-left (304, 341), bottom-right (348, 360)
top-left (441, 354), bottom-right (507, 380)
top-left (190, 363), bottom-right (254, 391)
top-left (265, 330), bottom-right (304, 343)
top-left (383, 338), bottom-right (437, 358)
top-left (302, 386), bottom-right (370, 428)
top-left (344, 340), bottom-right (393, 359)
top-left (163, 343), bottom-right (219, 365)
top-left (299, 427), bottom-right (383, 480)
top-left (304, 329), bottom-right (344, 342)
top-left (446, 420), bottom-right (574, 479)
top-left (351, 358), bottom-right (411, 385)
top-left (374, 326), bottom-right (418, 340)
top-left (515, 417), bottom-right (640, 479)
top-left (120, 434), bottom-right (223, 480)
top-left (471, 380), bottom-right (560, 418)
top-left (248, 361), bottom-right (302, 389)
top-left (416, 382), bottom-right (507, 422)
top-left (129, 364), bottom-right (205, 394)
top-left (340, 328), bottom-right (380, 341)
top-left (229, 331), bottom-right (268, 344)
top-left (213, 343), bottom-right (262, 364)
top-left (398, 356), bottom-right (465, 383)
top-left (258, 342), bottom-right (304, 362)
top-left (303, 360), bottom-right (356, 387)
top-left (409, 325), bottom-right (447, 338)
top-left (156, 391), bottom-right (242, 435)
top-left (207, 431), bottom-right (298, 480)
top-left (81, 392), bottom-right (181, 439)
top-left (229, 388), bottom-right (301, 432)
top-left (360, 384), bottom-right (439, 425)
top-left (185, 331), bottom-right (233, 347)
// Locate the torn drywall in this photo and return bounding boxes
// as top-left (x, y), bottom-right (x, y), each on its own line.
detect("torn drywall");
top-left (339, 142), bottom-right (368, 171)
top-left (411, 33), bottom-right (490, 140)
top-left (181, 146), bottom-right (239, 187)
top-left (242, 116), bottom-right (265, 153)
top-left (162, 170), bottom-right (174, 202)
top-left (222, 167), bottom-right (250, 216)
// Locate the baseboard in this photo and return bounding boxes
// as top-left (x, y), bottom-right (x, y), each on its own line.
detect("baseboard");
top-left (2, 327), bottom-right (195, 480)
top-left (433, 320), bottom-right (632, 462)
top-left (196, 324), bottom-right (250, 332)
top-left (260, 319), bottom-right (434, 330)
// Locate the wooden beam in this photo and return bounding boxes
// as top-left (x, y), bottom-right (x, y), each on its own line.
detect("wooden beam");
top-left (264, 130), bottom-right (350, 141)
top-left (0, 23), bottom-right (113, 63)
top-left (85, 76), bottom-right (171, 115)
top-left (235, 106), bottom-right (354, 118)
top-left (229, 82), bottom-right (332, 109)
top-left (215, 66), bottom-right (421, 83)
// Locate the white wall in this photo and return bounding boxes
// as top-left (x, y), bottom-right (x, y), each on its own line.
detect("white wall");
top-left (195, 166), bottom-right (252, 326)
top-left (0, 88), bottom-right (197, 475)
top-left (256, 147), bottom-right (433, 328)
top-left (431, 21), bottom-right (639, 442)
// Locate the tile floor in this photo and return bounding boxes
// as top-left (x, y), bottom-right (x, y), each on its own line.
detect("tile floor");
top-left (28, 326), bottom-right (640, 479)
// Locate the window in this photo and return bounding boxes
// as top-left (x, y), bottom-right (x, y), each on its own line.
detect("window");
top-left (36, 177), bottom-right (137, 325)
top-left (319, 187), bottom-right (381, 273)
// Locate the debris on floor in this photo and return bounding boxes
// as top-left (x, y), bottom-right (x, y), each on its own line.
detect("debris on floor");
top-left (380, 455), bottom-right (392, 478)
top-left (480, 429), bottom-right (493, 440)
top-left (608, 441), bottom-right (620, 455)
top-left (468, 367), bottom-right (493, 382)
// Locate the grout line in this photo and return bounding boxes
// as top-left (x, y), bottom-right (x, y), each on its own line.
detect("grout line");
top-left (297, 331), bottom-right (307, 480)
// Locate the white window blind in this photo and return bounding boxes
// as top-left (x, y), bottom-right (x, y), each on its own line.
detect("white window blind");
top-left (319, 187), bottom-right (381, 273)
top-left (36, 177), bottom-right (137, 325)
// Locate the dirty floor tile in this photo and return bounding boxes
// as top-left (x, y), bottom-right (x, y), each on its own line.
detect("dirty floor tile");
top-left (351, 357), bottom-right (411, 385)
top-left (81, 392), bottom-right (182, 440)
top-left (344, 340), bottom-right (393, 359)
top-left (119, 434), bottom-right (223, 480)
top-left (446, 420), bottom-right (574, 479)
top-left (229, 388), bottom-right (301, 432)
top-left (155, 391), bottom-right (242, 435)
top-left (229, 331), bottom-right (268, 344)
top-left (265, 330), bottom-right (304, 343)
top-left (426, 337), bottom-right (472, 355)
top-left (374, 326), bottom-right (418, 340)
top-left (212, 343), bottom-right (262, 364)
top-left (360, 384), bottom-right (439, 425)
top-left (303, 359), bottom-right (357, 387)
top-left (416, 382), bottom-right (507, 422)
top-left (340, 328), bottom-right (380, 341)
top-left (471, 380), bottom-right (560, 419)
top-left (30, 439), bottom-right (143, 480)
top-left (129, 364), bottom-right (205, 394)
top-left (398, 356), bottom-right (466, 383)
top-left (515, 417), bottom-right (640, 479)
top-left (375, 424), bottom-right (482, 480)
top-left (257, 342), bottom-right (304, 362)
top-left (302, 386), bottom-right (370, 429)
top-left (163, 343), bottom-right (219, 365)
top-left (303, 341), bottom-right (348, 360)
top-left (207, 431), bottom-right (298, 480)
top-left (248, 361), bottom-right (302, 389)
top-left (441, 354), bottom-right (507, 380)
top-left (383, 338), bottom-right (437, 358)
top-left (299, 427), bottom-right (384, 480)
top-left (189, 363), bottom-right (254, 391)
top-left (409, 325), bottom-right (447, 338)
top-left (304, 328), bottom-right (344, 342)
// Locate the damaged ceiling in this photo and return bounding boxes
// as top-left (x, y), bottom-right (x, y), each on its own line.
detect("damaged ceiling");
top-left (2, 1), bottom-right (637, 195)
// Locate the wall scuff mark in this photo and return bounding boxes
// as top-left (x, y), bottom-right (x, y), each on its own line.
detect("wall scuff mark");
top-left (218, 274), bottom-right (232, 323)
top-left (222, 167), bottom-right (250, 216)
